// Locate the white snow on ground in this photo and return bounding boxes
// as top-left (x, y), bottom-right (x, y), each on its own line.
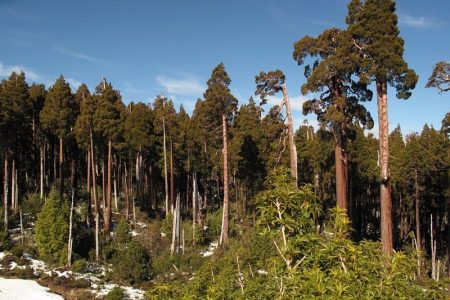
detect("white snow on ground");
top-left (131, 230), bottom-right (138, 237)
top-left (0, 253), bottom-right (146, 299)
top-left (93, 283), bottom-right (145, 300)
top-left (200, 241), bottom-right (218, 257)
top-left (0, 278), bottom-right (63, 300)
top-left (136, 222), bottom-right (147, 228)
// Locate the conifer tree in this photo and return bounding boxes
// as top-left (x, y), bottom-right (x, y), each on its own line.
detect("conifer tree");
top-left (255, 70), bottom-right (298, 186)
top-left (203, 63), bottom-right (238, 245)
top-left (293, 28), bottom-right (373, 213)
top-left (40, 75), bottom-right (77, 196)
top-left (93, 79), bottom-right (124, 233)
top-left (426, 61), bottom-right (450, 93)
top-left (346, 0), bottom-right (418, 256)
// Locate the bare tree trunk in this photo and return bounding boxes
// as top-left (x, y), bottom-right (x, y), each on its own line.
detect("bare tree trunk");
top-left (414, 168), bottom-right (423, 277)
top-left (163, 115), bottom-right (169, 213)
top-left (87, 150), bottom-right (91, 228)
top-left (90, 130), bottom-right (99, 261)
top-left (3, 152), bottom-right (8, 232)
top-left (40, 144), bottom-right (44, 200)
top-left (431, 214), bottom-right (437, 280)
top-left (67, 189), bottom-right (74, 267)
top-left (105, 140), bottom-right (112, 233)
top-left (124, 162), bottom-right (129, 218)
top-left (281, 84), bottom-right (298, 186)
top-left (171, 194), bottom-right (181, 255)
top-left (170, 138), bottom-right (174, 214)
top-left (14, 167), bottom-right (18, 213)
top-left (59, 137), bottom-right (63, 197)
top-left (377, 80), bottom-right (393, 257)
top-left (335, 136), bottom-right (348, 212)
top-left (11, 159), bottom-right (15, 212)
top-left (219, 114), bottom-right (229, 245)
top-left (192, 173), bottom-right (197, 246)
top-left (114, 169), bottom-right (118, 212)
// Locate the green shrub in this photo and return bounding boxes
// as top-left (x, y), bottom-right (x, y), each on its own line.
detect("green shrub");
top-left (111, 240), bottom-right (150, 285)
top-left (34, 187), bottom-right (69, 264)
top-left (105, 287), bottom-right (125, 300)
top-left (71, 259), bottom-right (88, 273)
top-left (114, 218), bottom-right (131, 244)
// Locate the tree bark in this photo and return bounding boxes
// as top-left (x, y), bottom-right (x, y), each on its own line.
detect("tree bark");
top-left (219, 113), bottom-right (229, 245)
top-left (163, 114), bottom-right (169, 213)
top-left (170, 138), bottom-right (174, 214)
top-left (281, 84), bottom-right (298, 186)
top-left (105, 139), bottom-right (112, 233)
top-left (3, 152), bottom-right (8, 232)
top-left (40, 143), bottom-right (44, 200)
top-left (59, 137), bottom-right (63, 197)
top-left (124, 162), bottom-right (129, 218)
top-left (377, 80), bottom-right (393, 257)
top-left (335, 136), bottom-right (348, 212)
top-left (11, 159), bottom-right (15, 212)
top-left (87, 149), bottom-right (91, 228)
top-left (67, 189), bottom-right (74, 267)
top-left (90, 130), bottom-right (99, 261)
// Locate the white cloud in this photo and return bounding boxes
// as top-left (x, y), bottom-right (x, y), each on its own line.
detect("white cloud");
top-left (0, 62), bottom-right (42, 81)
top-left (66, 77), bottom-right (82, 90)
top-left (398, 14), bottom-right (437, 28)
top-left (54, 45), bottom-right (106, 64)
top-left (156, 74), bottom-right (205, 96)
top-left (265, 94), bottom-right (307, 112)
top-left (123, 81), bottom-right (147, 94)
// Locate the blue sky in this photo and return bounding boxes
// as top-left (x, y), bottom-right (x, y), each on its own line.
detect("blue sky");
top-left (0, 0), bottom-right (449, 135)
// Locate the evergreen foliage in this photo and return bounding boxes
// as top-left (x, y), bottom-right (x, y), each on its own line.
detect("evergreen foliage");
top-left (34, 187), bottom-right (69, 264)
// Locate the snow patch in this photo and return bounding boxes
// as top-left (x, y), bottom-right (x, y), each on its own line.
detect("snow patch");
top-left (200, 241), bottom-right (218, 257)
top-left (0, 278), bottom-right (64, 300)
top-left (93, 283), bottom-right (145, 300)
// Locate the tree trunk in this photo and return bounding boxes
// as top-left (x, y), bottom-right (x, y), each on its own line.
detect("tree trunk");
top-left (335, 135), bottom-right (348, 212)
top-left (377, 80), bottom-right (393, 257)
top-left (87, 149), bottom-right (91, 228)
top-left (40, 143), bottom-right (44, 200)
top-left (414, 168), bottom-right (423, 277)
top-left (281, 84), bottom-right (298, 186)
top-left (124, 162), bottom-right (129, 218)
top-left (90, 130), bottom-right (99, 261)
top-left (163, 115), bottom-right (169, 213)
top-left (11, 159), bottom-right (15, 212)
top-left (67, 189), bottom-right (74, 267)
top-left (105, 140), bottom-right (112, 233)
top-left (192, 173), bottom-right (197, 246)
top-left (3, 152), bottom-right (8, 232)
top-left (219, 113), bottom-right (229, 245)
top-left (170, 138), bottom-right (174, 214)
top-left (59, 137), bottom-right (63, 197)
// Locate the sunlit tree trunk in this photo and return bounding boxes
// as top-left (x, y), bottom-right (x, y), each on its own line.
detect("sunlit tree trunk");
top-left (219, 113), bottom-right (229, 245)
top-left (281, 84), bottom-right (298, 186)
top-left (90, 130), bottom-right (99, 260)
top-left (59, 137), bottom-right (63, 196)
top-left (3, 151), bottom-right (8, 232)
top-left (377, 80), bottom-right (393, 257)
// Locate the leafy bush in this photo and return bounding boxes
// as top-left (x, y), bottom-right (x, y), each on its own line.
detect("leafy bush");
top-left (107, 218), bottom-right (151, 285)
top-left (111, 240), bottom-right (150, 285)
top-left (34, 187), bottom-right (69, 264)
top-left (71, 259), bottom-right (87, 273)
top-left (105, 287), bottom-right (125, 300)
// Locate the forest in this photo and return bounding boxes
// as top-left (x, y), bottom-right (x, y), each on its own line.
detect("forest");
top-left (0, 0), bottom-right (449, 299)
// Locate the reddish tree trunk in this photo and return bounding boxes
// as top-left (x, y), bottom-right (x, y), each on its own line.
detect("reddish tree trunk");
top-left (335, 138), bottom-right (348, 212)
top-left (377, 80), bottom-right (393, 257)
top-left (219, 113), bottom-right (229, 245)
top-left (59, 137), bottom-right (63, 197)
top-left (87, 149), bottom-right (91, 228)
top-left (3, 151), bottom-right (8, 232)
top-left (105, 140), bottom-right (112, 233)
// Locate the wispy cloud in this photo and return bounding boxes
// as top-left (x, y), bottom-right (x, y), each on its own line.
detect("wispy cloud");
top-left (54, 45), bottom-right (106, 64)
top-left (266, 94), bottom-right (307, 112)
top-left (398, 13), bottom-right (438, 28)
top-left (123, 82), bottom-right (147, 94)
top-left (156, 74), bottom-right (205, 96)
top-left (0, 62), bottom-right (42, 81)
top-left (66, 77), bottom-right (82, 90)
